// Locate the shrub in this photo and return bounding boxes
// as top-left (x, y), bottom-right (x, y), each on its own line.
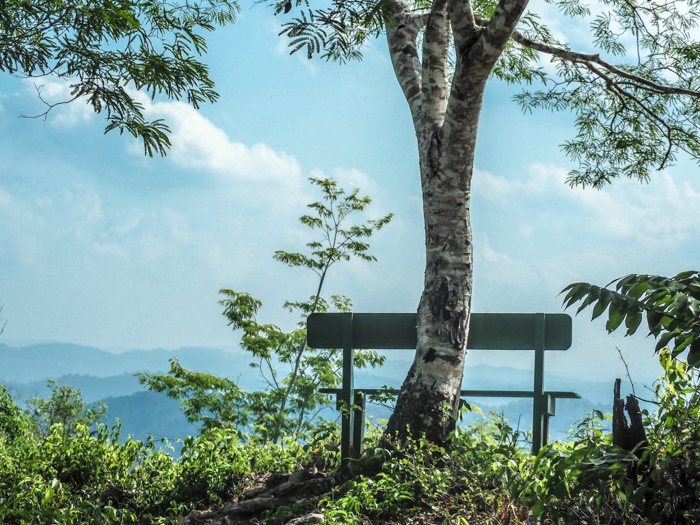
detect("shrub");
top-left (511, 349), bottom-right (700, 524)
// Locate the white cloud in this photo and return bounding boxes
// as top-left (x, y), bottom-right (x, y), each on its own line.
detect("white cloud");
top-left (133, 95), bottom-right (304, 187)
top-left (473, 167), bottom-right (518, 202)
top-left (474, 162), bottom-right (700, 248)
top-left (479, 236), bottom-right (514, 265)
top-left (0, 189), bottom-right (47, 269)
top-left (310, 167), bottom-right (377, 194)
top-left (163, 208), bottom-right (192, 244)
top-left (92, 242), bottom-right (130, 263)
top-left (112, 210), bottom-right (145, 237)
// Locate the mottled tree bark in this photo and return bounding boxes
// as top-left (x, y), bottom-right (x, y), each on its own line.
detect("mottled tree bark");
top-left (385, 0), bottom-right (529, 443)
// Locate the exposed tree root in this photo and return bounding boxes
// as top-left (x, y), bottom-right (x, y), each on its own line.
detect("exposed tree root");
top-left (183, 468), bottom-right (336, 525)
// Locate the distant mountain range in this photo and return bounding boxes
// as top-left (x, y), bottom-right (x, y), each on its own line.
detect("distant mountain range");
top-left (0, 343), bottom-right (252, 385)
top-left (0, 342), bottom-right (642, 445)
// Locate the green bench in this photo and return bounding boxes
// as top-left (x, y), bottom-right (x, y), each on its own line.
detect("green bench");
top-left (306, 312), bottom-right (580, 459)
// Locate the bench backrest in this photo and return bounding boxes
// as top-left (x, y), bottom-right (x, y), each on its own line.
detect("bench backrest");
top-left (307, 312), bottom-right (572, 350)
top-left (306, 312), bottom-right (574, 458)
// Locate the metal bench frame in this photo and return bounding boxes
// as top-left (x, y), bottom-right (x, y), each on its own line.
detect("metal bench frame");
top-left (307, 312), bottom-right (580, 459)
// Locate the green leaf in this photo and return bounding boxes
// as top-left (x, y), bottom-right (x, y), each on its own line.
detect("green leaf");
top-left (672, 333), bottom-right (694, 356)
top-left (561, 283), bottom-right (589, 308)
top-left (606, 304), bottom-right (626, 333)
top-left (673, 293), bottom-right (690, 313)
top-left (674, 270), bottom-right (698, 281)
top-left (624, 310), bottom-right (643, 336)
top-left (687, 339), bottom-right (700, 367)
top-left (655, 331), bottom-right (675, 353)
top-left (591, 290), bottom-right (613, 320)
top-left (647, 310), bottom-right (663, 336)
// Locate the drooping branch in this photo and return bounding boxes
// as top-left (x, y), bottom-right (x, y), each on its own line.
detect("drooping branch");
top-left (582, 61), bottom-right (677, 169)
top-left (510, 29), bottom-right (700, 98)
top-left (420, 0), bottom-right (450, 128)
top-left (385, 0), bottom-right (428, 129)
top-left (498, 20), bottom-right (700, 183)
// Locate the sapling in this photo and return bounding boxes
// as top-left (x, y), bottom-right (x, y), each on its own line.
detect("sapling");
top-left (141, 177), bottom-right (392, 441)
top-left (220, 177), bottom-right (392, 442)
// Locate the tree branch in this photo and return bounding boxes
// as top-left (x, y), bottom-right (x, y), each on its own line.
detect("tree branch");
top-left (443, 0), bottom-right (527, 142)
top-left (385, 0), bottom-right (428, 129)
top-left (447, 0), bottom-right (477, 52)
top-left (510, 29), bottom-right (700, 98)
top-left (584, 62), bottom-right (675, 169)
top-left (471, 0), bottom-right (529, 67)
top-left (421, 0), bottom-right (451, 128)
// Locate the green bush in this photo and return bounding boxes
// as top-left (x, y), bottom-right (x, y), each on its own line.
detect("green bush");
top-left (0, 391), bottom-right (325, 524)
top-left (0, 385), bottom-right (28, 442)
top-left (318, 412), bottom-right (528, 525)
top-left (511, 348), bottom-right (700, 524)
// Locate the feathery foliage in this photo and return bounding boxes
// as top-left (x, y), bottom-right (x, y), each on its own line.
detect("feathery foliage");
top-left (276, 0), bottom-right (700, 187)
top-left (0, 0), bottom-right (238, 155)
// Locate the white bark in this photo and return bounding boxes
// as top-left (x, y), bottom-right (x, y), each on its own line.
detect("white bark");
top-left (385, 0), bottom-right (529, 442)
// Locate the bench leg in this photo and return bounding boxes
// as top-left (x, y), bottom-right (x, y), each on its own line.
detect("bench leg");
top-left (340, 398), bottom-right (355, 463)
top-left (532, 394), bottom-right (545, 454)
top-left (352, 391), bottom-right (366, 458)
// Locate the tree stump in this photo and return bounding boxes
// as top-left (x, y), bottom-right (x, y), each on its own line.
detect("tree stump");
top-left (612, 378), bottom-right (648, 453)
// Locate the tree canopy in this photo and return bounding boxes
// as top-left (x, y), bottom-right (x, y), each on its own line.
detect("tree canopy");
top-left (0, 0), bottom-right (238, 155)
top-left (279, 0), bottom-right (700, 187)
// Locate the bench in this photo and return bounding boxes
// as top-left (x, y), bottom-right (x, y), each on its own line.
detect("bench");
top-left (306, 312), bottom-right (580, 459)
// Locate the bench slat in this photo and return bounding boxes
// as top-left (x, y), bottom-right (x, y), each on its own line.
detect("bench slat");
top-left (307, 312), bottom-right (572, 350)
top-left (319, 388), bottom-right (581, 399)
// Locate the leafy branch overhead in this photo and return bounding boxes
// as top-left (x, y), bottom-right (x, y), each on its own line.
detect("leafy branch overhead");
top-left (0, 0), bottom-right (238, 156)
top-left (562, 271), bottom-right (700, 366)
top-left (276, 0), bottom-right (700, 187)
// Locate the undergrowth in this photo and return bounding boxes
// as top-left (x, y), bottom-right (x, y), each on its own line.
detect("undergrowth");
top-left (316, 416), bottom-right (529, 525)
top-left (2, 346), bottom-right (700, 524)
top-left (0, 391), bottom-right (327, 524)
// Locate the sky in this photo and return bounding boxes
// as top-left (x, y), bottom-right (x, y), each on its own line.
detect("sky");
top-left (1, 0), bottom-right (700, 389)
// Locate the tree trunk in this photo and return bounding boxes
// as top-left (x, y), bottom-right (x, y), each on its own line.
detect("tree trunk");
top-left (383, 0), bottom-right (529, 443)
top-left (386, 112), bottom-right (481, 443)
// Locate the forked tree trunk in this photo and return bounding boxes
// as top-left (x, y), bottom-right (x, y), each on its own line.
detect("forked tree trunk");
top-left (384, 0), bottom-right (529, 443)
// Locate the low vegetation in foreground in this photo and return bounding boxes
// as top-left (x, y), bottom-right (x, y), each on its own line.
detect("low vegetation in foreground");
top-left (1, 345), bottom-right (699, 524)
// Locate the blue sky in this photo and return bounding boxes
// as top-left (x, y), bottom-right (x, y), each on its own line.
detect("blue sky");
top-left (1, 1), bottom-right (700, 387)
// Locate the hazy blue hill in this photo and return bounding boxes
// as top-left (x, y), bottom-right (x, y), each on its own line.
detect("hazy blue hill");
top-left (0, 343), bottom-right (253, 385)
top-left (464, 364), bottom-right (619, 404)
top-left (19, 373), bottom-right (144, 402)
top-left (1, 341), bottom-right (637, 447)
top-left (1, 343), bottom-right (119, 382)
top-left (359, 362), bottom-right (618, 405)
top-left (98, 391), bottom-right (198, 444)
top-left (1, 342), bottom-right (632, 405)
